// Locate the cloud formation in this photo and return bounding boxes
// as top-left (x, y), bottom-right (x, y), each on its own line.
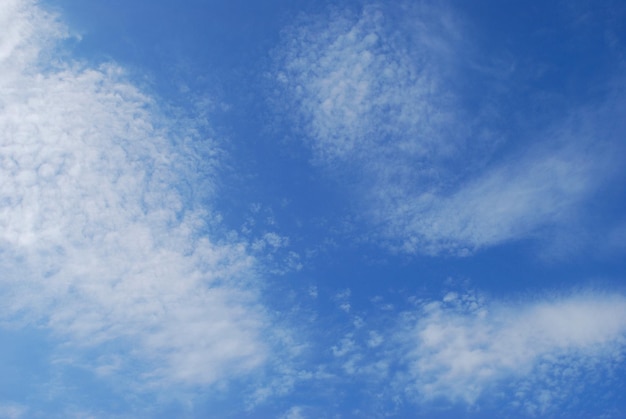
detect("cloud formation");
top-left (398, 290), bottom-right (626, 412)
top-left (274, 2), bottom-right (624, 255)
top-left (0, 0), bottom-right (273, 388)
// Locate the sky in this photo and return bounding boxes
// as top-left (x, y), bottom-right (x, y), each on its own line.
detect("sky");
top-left (0, 0), bottom-right (625, 417)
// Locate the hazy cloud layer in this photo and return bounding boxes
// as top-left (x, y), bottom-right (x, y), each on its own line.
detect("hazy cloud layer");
top-left (274, 2), bottom-right (624, 255)
top-left (0, 0), bottom-right (273, 387)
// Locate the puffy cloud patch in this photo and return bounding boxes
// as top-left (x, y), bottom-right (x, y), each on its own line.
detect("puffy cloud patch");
top-left (275, 3), bottom-right (463, 164)
top-left (399, 291), bottom-right (626, 411)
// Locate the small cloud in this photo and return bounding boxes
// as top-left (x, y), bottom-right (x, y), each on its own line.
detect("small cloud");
top-left (251, 232), bottom-right (289, 252)
top-left (332, 335), bottom-right (356, 357)
top-left (442, 292), bottom-right (458, 303)
top-left (367, 331), bottom-right (384, 348)
top-left (335, 289), bottom-right (351, 300)
top-left (280, 406), bottom-right (306, 419)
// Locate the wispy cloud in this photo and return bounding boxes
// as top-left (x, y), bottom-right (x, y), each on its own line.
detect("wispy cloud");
top-left (273, 1), bottom-right (625, 255)
top-left (0, 0), bottom-right (279, 391)
top-left (385, 115), bottom-right (621, 255)
top-left (0, 403), bottom-right (27, 419)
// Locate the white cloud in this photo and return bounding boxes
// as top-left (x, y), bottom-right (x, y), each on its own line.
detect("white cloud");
top-left (274, 2), bottom-right (624, 255)
top-left (0, 0), bottom-right (276, 388)
top-left (398, 291), bottom-right (626, 410)
top-left (367, 331), bottom-right (383, 348)
top-left (280, 406), bottom-right (307, 419)
top-left (388, 133), bottom-right (611, 255)
top-left (276, 3), bottom-right (462, 164)
top-left (332, 334), bottom-right (356, 357)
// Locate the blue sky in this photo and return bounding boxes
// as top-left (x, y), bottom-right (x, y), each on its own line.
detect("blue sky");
top-left (1, 0), bottom-right (626, 417)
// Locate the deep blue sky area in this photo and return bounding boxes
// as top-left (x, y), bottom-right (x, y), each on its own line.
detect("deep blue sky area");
top-left (1, 0), bottom-right (626, 417)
